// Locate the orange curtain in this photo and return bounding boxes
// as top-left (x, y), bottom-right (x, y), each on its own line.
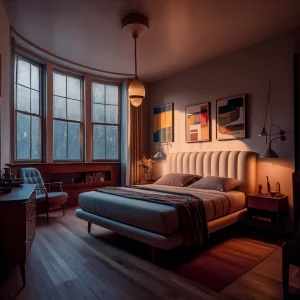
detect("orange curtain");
top-left (127, 103), bottom-right (142, 185)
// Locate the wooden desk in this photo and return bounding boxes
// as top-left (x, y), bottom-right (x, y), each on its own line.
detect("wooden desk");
top-left (0, 184), bottom-right (36, 287)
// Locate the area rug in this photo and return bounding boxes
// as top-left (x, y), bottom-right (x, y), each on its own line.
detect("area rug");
top-left (171, 237), bottom-right (278, 292)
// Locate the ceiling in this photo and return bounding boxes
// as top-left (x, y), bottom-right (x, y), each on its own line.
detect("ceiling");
top-left (4, 0), bottom-right (300, 82)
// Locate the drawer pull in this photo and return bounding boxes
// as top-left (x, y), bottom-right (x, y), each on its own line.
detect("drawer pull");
top-left (25, 236), bottom-right (32, 243)
top-left (28, 217), bottom-right (33, 222)
top-left (32, 204), bottom-right (36, 207)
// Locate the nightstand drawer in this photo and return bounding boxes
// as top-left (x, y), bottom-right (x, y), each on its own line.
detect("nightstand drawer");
top-left (248, 196), bottom-right (278, 212)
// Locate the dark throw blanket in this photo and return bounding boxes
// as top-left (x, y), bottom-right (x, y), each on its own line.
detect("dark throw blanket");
top-left (94, 185), bottom-right (208, 247)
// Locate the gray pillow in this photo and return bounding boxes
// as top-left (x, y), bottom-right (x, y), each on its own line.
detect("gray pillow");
top-left (188, 176), bottom-right (241, 192)
top-left (154, 173), bottom-right (202, 187)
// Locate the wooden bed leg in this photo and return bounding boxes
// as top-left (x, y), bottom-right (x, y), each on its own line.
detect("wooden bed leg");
top-left (88, 222), bottom-right (91, 233)
top-left (151, 246), bottom-right (158, 263)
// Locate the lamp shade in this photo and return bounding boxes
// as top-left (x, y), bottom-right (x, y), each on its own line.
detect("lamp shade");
top-left (258, 126), bottom-right (267, 137)
top-left (128, 77), bottom-right (145, 107)
top-left (154, 151), bottom-right (163, 159)
top-left (259, 146), bottom-right (279, 158)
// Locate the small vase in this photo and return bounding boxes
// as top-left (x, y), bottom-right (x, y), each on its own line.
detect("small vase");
top-left (144, 169), bottom-right (151, 179)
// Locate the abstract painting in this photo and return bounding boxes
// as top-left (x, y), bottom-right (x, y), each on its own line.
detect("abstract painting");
top-left (153, 103), bottom-right (174, 142)
top-left (186, 102), bottom-right (210, 142)
top-left (216, 95), bottom-right (246, 140)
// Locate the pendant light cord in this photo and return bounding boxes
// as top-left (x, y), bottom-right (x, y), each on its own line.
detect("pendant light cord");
top-left (134, 36), bottom-right (137, 77)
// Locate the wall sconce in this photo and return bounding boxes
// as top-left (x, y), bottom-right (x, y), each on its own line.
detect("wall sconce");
top-left (259, 81), bottom-right (285, 158)
top-left (154, 145), bottom-right (164, 159)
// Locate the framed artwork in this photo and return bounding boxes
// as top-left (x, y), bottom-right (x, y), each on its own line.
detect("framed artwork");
top-left (153, 103), bottom-right (174, 142)
top-left (186, 102), bottom-right (210, 142)
top-left (216, 95), bottom-right (246, 141)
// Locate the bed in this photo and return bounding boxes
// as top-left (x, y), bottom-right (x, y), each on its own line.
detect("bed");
top-left (76, 151), bottom-right (256, 259)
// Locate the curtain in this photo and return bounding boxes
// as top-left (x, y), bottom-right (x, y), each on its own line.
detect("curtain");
top-left (127, 103), bottom-right (142, 185)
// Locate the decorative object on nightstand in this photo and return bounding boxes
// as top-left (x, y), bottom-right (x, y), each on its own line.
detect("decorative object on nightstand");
top-left (259, 81), bottom-right (286, 158)
top-left (247, 194), bottom-right (288, 229)
top-left (257, 184), bottom-right (263, 194)
top-left (139, 155), bottom-right (155, 179)
top-left (266, 176), bottom-right (271, 194)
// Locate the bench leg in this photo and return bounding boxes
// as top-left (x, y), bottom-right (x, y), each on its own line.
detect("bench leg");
top-left (88, 222), bottom-right (91, 233)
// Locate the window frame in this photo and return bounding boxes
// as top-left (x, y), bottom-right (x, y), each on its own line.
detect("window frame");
top-left (13, 53), bottom-right (45, 163)
top-left (91, 80), bottom-right (121, 162)
top-left (52, 68), bottom-right (85, 162)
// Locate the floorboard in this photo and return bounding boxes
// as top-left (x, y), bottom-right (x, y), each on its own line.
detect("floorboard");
top-left (1, 208), bottom-right (300, 300)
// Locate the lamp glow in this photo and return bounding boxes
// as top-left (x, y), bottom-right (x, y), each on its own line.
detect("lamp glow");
top-left (128, 77), bottom-right (145, 107)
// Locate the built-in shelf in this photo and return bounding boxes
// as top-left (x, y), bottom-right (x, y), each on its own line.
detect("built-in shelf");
top-left (10, 163), bottom-right (121, 206)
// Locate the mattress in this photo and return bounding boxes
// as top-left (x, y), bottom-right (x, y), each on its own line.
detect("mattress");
top-left (78, 185), bottom-right (246, 235)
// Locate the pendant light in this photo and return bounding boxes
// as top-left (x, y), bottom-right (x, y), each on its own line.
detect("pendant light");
top-left (258, 81), bottom-right (285, 158)
top-left (122, 14), bottom-right (149, 107)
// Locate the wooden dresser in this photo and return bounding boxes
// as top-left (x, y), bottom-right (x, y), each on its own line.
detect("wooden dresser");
top-left (0, 184), bottom-right (36, 287)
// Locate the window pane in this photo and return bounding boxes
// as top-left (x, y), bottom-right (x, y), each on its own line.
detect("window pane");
top-left (53, 96), bottom-right (66, 119)
top-left (53, 73), bottom-right (66, 97)
top-left (17, 113), bottom-right (30, 159)
top-left (67, 99), bottom-right (81, 121)
top-left (92, 83), bottom-right (105, 103)
top-left (106, 85), bottom-right (118, 105)
top-left (105, 105), bottom-right (118, 124)
top-left (53, 120), bottom-right (67, 159)
top-left (31, 65), bottom-right (39, 91)
top-left (67, 122), bottom-right (81, 159)
top-left (93, 125), bottom-right (105, 159)
top-left (67, 77), bottom-right (81, 100)
top-left (17, 85), bottom-right (30, 112)
top-left (31, 90), bottom-right (40, 114)
top-left (106, 126), bottom-right (118, 160)
top-left (92, 103), bottom-right (104, 123)
top-left (17, 59), bottom-right (30, 87)
top-left (31, 116), bottom-right (41, 159)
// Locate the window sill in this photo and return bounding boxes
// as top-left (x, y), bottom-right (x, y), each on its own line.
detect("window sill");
top-left (7, 161), bottom-right (121, 167)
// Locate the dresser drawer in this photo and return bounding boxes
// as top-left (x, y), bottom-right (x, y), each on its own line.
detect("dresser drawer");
top-left (26, 209), bottom-right (36, 234)
top-left (25, 194), bottom-right (36, 217)
top-left (25, 227), bottom-right (35, 260)
top-left (248, 196), bottom-right (278, 212)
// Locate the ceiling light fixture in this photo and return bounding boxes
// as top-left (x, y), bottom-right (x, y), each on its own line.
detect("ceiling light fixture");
top-left (122, 14), bottom-right (149, 107)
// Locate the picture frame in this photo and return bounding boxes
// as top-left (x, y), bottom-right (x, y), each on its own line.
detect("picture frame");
top-left (153, 103), bottom-right (174, 143)
top-left (216, 94), bottom-right (247, 141)
top-left (185, 102), bottom-right (211, 142)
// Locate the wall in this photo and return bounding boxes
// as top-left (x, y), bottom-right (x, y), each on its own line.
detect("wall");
top-left (147, 29), bottom-right (300, 231)
top-left (0, 0), bottom-right (10, 169)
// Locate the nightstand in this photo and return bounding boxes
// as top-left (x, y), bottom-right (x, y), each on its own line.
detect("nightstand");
top-left (139, 178), bottom-right (160, 185)
top-left (247, 194), bottom-right (288, 228)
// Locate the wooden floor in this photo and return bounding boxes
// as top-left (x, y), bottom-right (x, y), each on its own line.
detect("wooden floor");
top-left (1, 208), bottom-right (300, 300)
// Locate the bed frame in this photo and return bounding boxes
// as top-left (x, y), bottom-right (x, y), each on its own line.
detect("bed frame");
top-left (76, 151), bottom-right (257, 261)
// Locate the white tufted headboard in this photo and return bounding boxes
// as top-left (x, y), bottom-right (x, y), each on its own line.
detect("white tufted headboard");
top-left (166, 151), bottom-right (257, 194)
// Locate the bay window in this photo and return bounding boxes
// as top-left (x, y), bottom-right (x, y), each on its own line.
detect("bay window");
top-left (13, 51), bottom-right (122, 164)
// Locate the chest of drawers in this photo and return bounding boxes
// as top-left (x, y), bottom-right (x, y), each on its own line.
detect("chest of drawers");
top-left (0, 184), bottom-right (36, 287)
